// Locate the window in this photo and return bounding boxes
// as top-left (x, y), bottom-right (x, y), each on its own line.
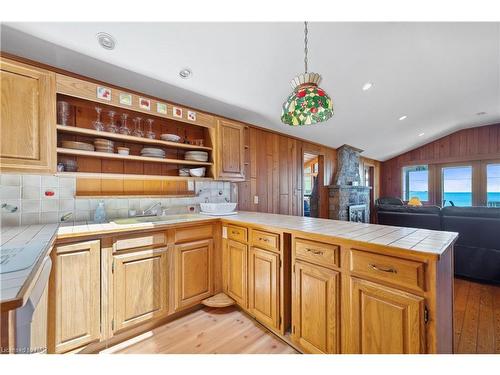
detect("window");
top-left (442, 166), bottom-right (472, 207)
top-left (487, 164), bottom-right (500, 207)
top-left (303, 162), bottom-right (318, 196)
top-left (402, 165), bottom-right (429, 201)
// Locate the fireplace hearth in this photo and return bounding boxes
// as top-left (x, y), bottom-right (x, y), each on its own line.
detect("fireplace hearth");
top-left (328, 145), bottom-right (371, 223)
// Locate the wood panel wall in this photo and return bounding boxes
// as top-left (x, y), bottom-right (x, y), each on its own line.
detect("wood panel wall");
top-left (380, 123), bottom-right (500, 203)
top-left (236, 126), bottom-right (381, 219)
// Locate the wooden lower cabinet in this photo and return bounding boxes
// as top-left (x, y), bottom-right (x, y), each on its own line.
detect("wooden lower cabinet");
top-left (175, 239), bottom-right (214, 310)
top-left (292, 260), bottom-right (339, 354)
top-left (248, 247), bottom-right (279, 330)
top-left (225, 239), bottom-right (248, 307)
top-left (49, 240), bottom-right (101, 353)
top-left (112, 248), bottom-right (168, 332)
top-left (350, 277), bottom-right (425, 354)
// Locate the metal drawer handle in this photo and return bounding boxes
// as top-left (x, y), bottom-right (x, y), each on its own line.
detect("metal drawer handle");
top-left (369, 263), bottom-right (397, 274)
top-left (231, 231), bottom-right (239, 235)
top-left (306, 248), bottom-right (324, 255)
top-left (258, 237), bottom-right (270, 242)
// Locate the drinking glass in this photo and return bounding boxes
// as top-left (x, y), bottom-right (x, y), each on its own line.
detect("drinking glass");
top-left (106, 110), bottom-right (118, 133)
top-left (146, 119), bottom-right (156, 139)
top-left (119, 113), bottom-right (130, 135)
top-left (57, 101), bottom-right (71, 126)
top-left (132, 117), bottom-right (143, 137)
top-left (92, 106), bottom-right (104, 131)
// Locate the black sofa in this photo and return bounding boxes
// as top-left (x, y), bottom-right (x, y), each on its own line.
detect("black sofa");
top-left (376, 204), bottom-right (500, 284)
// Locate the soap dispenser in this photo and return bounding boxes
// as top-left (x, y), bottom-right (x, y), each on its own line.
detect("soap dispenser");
top-left (94, 200), bottom-right (106, 223)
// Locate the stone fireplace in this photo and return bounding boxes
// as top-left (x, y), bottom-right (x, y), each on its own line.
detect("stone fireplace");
top-left (328, 145), bottom-right (370, 222)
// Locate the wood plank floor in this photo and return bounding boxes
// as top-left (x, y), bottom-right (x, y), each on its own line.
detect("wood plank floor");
top-left (454, 278), bottom-right (500, 353)
top-left (104, 278), bottom-right (500, 354)
top-left (102, 306), bottom-right (298, 354)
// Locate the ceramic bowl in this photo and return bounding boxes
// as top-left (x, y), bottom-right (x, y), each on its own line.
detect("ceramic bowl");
top-left (189, 167), bottom-right (206, 177)
top-left (117, 147), bottom-right (130, 155)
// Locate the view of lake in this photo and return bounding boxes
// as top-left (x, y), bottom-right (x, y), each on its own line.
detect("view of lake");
top-left (409, 191), bottom-right (500, 207)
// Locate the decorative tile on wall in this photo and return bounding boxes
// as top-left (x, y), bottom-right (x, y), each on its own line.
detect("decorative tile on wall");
top-left (0, 174), bottom-right (235, 227)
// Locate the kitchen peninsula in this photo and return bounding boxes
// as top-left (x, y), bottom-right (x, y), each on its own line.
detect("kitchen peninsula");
top-left (1, 212), bottom-right (457, 354)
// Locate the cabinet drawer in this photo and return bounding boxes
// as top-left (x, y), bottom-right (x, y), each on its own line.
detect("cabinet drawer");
top-left (227, 225), bottom-right (247, 243)
top-left (175, 225), bottom-right (213, 243)
top-left (114, 231), bottom-right (166, 251)
top-left (294, 238), bottom-right (339, 269)
top-left (251, 230), bottom-right (279, 252)
top-left (350, 249), bottom-right (425, 292)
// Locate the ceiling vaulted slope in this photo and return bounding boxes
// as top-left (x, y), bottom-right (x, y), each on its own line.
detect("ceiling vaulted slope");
top-left (2, 22), bottom-right (499, 161)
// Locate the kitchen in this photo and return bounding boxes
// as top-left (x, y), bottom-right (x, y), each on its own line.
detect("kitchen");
top-left (1, 3), bottom-right (499, 372)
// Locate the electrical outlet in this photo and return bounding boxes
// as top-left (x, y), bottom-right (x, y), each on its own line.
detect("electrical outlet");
top-left (187, 181), bottom-right (195, 191)
top-left (253, 195), bottom-right (259, 204)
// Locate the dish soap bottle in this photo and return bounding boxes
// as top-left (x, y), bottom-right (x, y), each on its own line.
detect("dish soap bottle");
top-left (94, 200), bottom-right (106, 223)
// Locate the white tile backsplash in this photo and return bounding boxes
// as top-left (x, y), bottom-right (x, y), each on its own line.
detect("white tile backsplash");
top-left (22, 175), bottom-right (41, 187)
top-left (2, 174), bottom-right (234, 226)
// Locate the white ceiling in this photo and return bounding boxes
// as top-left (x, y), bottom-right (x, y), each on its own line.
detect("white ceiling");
top-left (2, 22), bottom-right (500, 161)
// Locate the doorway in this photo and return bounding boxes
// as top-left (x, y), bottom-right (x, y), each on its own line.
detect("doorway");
top-left (303, 152), bottom-right (324, 218)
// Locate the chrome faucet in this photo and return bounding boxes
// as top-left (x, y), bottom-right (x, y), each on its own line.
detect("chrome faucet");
top-left (142, 202), bottom-right (161, 216)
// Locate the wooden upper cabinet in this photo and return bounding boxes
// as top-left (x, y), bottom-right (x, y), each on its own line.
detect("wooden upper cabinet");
top-left (350, 277), bottom-right (425, 354)
top-left (216, 119), bottom-right (245, 180)
top-left (113, 248), bottom-right (168, 332)
top-left (225, 239), bottom-right (248, 307)
top-left (248, 247), bottom-right (280, 330)
top-left (293, 261), bottom-right (339, 354)
top-left (49, 240), bottom-right (101, 353)
top-left (174, 239), bottom-right (214, 310)
top-left (0, 57), bottom-right (56, 173)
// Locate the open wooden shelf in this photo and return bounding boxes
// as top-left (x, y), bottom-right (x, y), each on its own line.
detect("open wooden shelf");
top-left (57, 148), bottom-right (213, 166)
top-left (56, 125), bottom-right (212, 151)
top-left (56, 171), bottom-right (214, 181)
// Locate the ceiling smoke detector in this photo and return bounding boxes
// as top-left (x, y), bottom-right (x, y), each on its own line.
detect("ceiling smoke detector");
top-left (179, 68), bottom-right (192, 79)
top-left (96, 32), bottom-right (116, 50)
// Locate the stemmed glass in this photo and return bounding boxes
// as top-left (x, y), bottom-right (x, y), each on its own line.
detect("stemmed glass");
top-left (119, 113), bottom-right (130, 135)
top-left (92, 106), bottom-right (104, 131)
top-left (106, 110), bottom-right (119, 133)
top-left (132, 117), bottom-right (143, 137)
top-left (146, 119), bottom-right (156, 139)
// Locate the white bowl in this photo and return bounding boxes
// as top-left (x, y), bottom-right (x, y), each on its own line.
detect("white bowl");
top-left (200, 202), bottom-right (237, 214)
top-left (189, 167), bottom-right (206, 177)
top-left (161, 134), bottom-right (181, 142)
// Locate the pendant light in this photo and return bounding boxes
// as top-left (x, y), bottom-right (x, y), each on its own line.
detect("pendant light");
top-left (281, 22), bottom-right (333, 126)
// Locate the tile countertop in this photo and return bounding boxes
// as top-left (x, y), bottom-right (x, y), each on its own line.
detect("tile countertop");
top-left (1, 224), bottom-right (58, 309)
top-left (57, 211), bottom-right (458, 257)
top-left (1, 211), bottom-right (459, 308)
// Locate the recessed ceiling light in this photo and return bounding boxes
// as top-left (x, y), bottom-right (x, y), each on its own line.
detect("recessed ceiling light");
top-left (96, 32), bottom-right (116, 50)
top-left (362, 82), bottom-right (373, 91)
top-left (418, 132), bottom-right (425, 137)
top-left (179, 68), bottom-right (192, 79)
top-left (399, 115), bottom-right (408, 121)
top-left (476, 111), bottom-right (487, 116)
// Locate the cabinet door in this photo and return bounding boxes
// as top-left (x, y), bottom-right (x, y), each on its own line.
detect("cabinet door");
top-left (113, 248), bottom-right (167, 332)
top-left (248, 247), bottom-right (279, 330)
top-left (225, 239), bottom-right (248, 307)
top-left (0, 57), bottom-right (56, 173)
top-left (350, 277), bottom-right (425, 354)
top-left (50, 240), bottom-right (100, 353)
top-left (175, 239), bottom-right (213, 309)
top-left (293, 261), bottom-right (339, 354)
top-left (217, 119), bottom-right (245, 180)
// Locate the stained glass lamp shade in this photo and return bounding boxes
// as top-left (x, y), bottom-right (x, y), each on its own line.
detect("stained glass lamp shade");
top-left (281, 72), bottom-right (333, 126)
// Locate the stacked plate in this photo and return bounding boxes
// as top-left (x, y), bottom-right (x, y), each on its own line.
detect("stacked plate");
top-left (61, 140), bottom-right (94, 151)
top-left (141, 147), bottom-right (165, 158)
top-left (160, 134), bottom-right (181, 143)
top-left (94, 138), bottom-right (114, 153)
top-left (185, 151), bottom-right (208, 162)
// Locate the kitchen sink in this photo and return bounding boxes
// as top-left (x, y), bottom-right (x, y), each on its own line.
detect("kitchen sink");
top-left (112, 214), bottom-right (200, 225)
